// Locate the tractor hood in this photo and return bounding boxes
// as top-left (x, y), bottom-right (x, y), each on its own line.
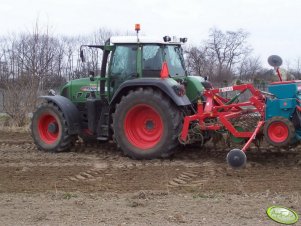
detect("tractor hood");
top-left (60, 76), bottom-right (101, 103)
top-left (185, 76), bottom-right (206, 103)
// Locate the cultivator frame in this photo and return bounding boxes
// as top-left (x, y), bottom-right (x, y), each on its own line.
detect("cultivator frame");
top-left (180, 83), bottom-right (267, 167)
top-left (180, 84), bottom-right (265, 141)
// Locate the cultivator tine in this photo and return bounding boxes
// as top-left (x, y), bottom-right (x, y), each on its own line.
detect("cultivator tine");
top-left (226, 120), bottom-right (264, 169)
top-left (241, 121), bottom-right (264, 153)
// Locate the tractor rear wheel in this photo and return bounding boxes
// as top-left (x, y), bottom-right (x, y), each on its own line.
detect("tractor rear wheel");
top-left (113, 88), bottom-right (182, 159)
top-left (31, 102), bottom-right (76, 152)
top-left (263, 116), bottom-right (295, 147)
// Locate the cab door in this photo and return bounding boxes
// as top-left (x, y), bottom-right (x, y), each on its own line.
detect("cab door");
top-left (108, 44), bottom-right (138, 99)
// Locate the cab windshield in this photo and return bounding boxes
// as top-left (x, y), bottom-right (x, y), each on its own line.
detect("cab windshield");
top-left (142, 44), bottom-right (186, 78)
top-left (164, 45), bottom-right (186, 77)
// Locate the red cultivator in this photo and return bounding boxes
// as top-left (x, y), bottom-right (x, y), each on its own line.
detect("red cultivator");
top-left (179, 55), bottom-right (301, 169)
top-left (180, 83), bottom-right (266, 168)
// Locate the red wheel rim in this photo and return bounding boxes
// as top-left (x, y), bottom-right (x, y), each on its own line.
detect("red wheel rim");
top-left (124, 104), bottom-right (163, 149)
top-left (268, 121), bottom-right (289, 143)
top-left (38, 114), bottom-right (59, 144)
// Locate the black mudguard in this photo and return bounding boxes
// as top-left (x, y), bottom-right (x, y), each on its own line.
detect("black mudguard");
top-left (40, 95), bottom-right (81, 134)
top-left (110, 78), bottom-right (191, 106)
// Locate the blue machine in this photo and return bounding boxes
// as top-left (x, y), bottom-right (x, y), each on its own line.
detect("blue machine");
top-left (266, 82), bottom-right (301, 120)
top-left (263, 57), bottom-right (301, 146)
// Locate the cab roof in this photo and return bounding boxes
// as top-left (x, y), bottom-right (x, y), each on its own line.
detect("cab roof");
top-left (110, 36), bottom-right (182, 45)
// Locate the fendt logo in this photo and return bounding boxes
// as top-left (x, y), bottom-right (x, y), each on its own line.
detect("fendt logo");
top-left (80, 86), bottom-right (98, 92)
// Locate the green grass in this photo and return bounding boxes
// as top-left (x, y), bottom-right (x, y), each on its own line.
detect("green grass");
top-left (62, 192), bottom-right (78, 200)
top-left (192, 193), bottom-right (216, 199)
top-left (0, 113), bottom-right (9, 121)
top-left (0, 113), bottom-right (10, 126)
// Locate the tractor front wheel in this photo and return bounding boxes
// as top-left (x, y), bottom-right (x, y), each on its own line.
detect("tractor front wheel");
top-left (31, 102), bottom-right (76, 152)
top-left (113, 88), bottom-right (182, 159)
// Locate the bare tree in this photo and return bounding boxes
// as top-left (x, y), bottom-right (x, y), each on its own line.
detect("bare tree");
top-left (185, 27), bottom-right (252, 85)
top-left (207, 28), bottom-right (252, 81)
top-left (289, 57), bottom-right (301, 79)
top-left (3, 77), bottom-right (39, 126)
top-left (92, 27), bottom-right (117, 44)
top-left (84, 28), bottom-right (118, 77)
top-left (238, 56), bottom-right (262, 81)
top-left (0, 23), bottom-right (67, 126)
top-left (185, 45), bottom-right (215, 78)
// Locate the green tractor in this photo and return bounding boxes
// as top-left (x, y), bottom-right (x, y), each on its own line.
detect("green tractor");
top-left (31, 26), bottom-right (211, 159)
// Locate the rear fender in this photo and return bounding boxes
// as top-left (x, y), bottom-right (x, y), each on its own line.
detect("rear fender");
top-left (39, 95), bottom-right (81, 134)
top-left (110, 78), bottom-right (191, 106)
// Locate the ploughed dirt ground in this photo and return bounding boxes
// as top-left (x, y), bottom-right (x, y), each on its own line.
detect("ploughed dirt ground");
top-left (0, 130), bottom-right (300, 225)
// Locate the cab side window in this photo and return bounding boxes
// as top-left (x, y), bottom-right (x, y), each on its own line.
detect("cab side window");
top-left (142, 45), bottom-right (163, 77)
top-left (110, 45), bottom-right (137, 78)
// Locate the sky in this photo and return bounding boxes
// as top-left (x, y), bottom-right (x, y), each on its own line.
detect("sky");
top-left (0, 0), bottom-right (300, 68)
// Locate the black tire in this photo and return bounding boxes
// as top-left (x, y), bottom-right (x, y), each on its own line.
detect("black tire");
top-left (112, 88), bottom-right (182, 159)
top-left (31, 102), bottom-right (76, 152)
top-left (263, 116), bottom-right (295, 147)
top-left (226, 149), bottom-right (247, 169)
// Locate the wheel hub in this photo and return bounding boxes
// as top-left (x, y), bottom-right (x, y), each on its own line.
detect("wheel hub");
top-left (38, 114), bottom-right (60, 144)
top-left (124, 104), bottom-right (163, 149)
top-left (268, 122), bottom-right (288, 143)
top-left (48, 122), bottom-right (58, 134)
top-left (274, 126), bottom-right (284, 137)
top-left (145, 120), bottom-right (155, 130)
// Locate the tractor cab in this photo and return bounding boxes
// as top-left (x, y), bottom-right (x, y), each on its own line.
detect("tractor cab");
top-left (80, 35), bottom-right (189, 100)
top-left (62, 34), bottom-right (190, 104)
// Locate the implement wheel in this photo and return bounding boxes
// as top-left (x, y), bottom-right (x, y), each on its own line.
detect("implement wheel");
top-left (227, 149), bottom-right (247, 169)
top-left (263, 117), bottom-right (295, 147)
top-left (113, 88), bottom-right (182, 159)
top-left (31, 102), bottom-right (76, 152)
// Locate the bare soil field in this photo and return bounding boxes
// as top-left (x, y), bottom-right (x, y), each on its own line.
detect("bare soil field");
top-left (0, 130), bottom-right (300, 225)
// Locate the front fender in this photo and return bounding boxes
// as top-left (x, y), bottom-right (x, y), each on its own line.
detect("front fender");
top-left (40, 95), bottom-right (81, 134)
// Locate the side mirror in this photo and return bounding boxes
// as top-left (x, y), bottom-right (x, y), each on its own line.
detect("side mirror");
top-left (80, 49), bottom-right (85, 63)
